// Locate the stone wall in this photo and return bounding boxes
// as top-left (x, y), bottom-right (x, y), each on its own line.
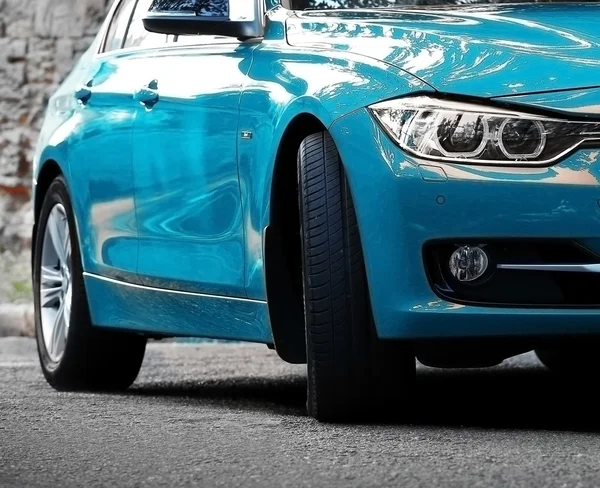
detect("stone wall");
top-left (0, 0), bottom-right (109, 321)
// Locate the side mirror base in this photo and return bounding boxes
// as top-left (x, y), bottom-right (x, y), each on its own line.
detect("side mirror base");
top-left (144, 16), bottom-right (263, 39)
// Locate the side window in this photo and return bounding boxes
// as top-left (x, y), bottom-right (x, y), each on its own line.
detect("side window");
top-left (103, 0), bottom-right (137, 52)
top-left (123, 0), bottom-right (168, 49)
top-left (149, 0), bottom-right (229, 16)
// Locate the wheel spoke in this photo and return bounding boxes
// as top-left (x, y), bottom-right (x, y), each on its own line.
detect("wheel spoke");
top-left (40, 284), bottom-right (62, 308)
top-left (48, 209), bottom-right (67, 264)
top-left (49, 300), bottom-right (66, 359)
top-left (40, 203), bottom-right (73, 362)
top-left (63, 287), bottom-right (72, 329)
top-left (63, 227), bottom-right (71, 266)
top-left (41, 265), bottom-right (62, 286)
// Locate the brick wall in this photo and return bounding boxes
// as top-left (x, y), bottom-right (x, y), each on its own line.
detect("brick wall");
top-left (0, 0), bottom-right (109, 311)
top-left (0, 0), bottom-right (109, 253)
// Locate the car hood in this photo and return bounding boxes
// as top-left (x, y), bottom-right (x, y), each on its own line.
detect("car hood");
top-left (286, 3), bottom-right (600, 98)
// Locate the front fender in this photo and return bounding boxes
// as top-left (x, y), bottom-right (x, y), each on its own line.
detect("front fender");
top-left (239, 16), bottom-right (434, 299)
top-left (32, 116), bottom-right (73, 222)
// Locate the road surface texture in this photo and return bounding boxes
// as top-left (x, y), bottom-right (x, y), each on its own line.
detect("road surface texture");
top-left (2, 337), bottom-right (600, 487)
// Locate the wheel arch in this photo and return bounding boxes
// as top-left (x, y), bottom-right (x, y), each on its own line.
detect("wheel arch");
top-left (32, 159), bottom-right (65, 267)
top-left (34, 160), bottom-right (64, 225)
top-left (265, 113), bottom-right (329, 364)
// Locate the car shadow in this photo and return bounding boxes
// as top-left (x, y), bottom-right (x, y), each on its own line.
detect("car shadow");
top-left (411, 366), bottom-right (597, 430)
top-left (129, 360), bottom-right (600, 431)
top-left (131, 374), bottom-right (308, 417)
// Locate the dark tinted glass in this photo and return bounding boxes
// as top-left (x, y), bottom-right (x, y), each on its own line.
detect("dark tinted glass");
top-left (103, 0), bottom-right (137, 52)
top-left (149, 0), bottom-right (229, 17)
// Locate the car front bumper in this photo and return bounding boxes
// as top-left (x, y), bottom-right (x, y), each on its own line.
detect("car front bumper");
top-left (329, 108), bottom-right (600, 340)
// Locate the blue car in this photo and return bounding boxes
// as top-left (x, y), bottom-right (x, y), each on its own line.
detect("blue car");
top-left (32, 0), bottom-right (600, 421)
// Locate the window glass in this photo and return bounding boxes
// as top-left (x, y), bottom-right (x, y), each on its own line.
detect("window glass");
top-left (149, 0), bottom-right (229, 17)
top-left (124, 0), bottom-right (169, 49)
top-left (148, 0), bottom-right (252, 21)
top-left (103, 0), bottom-right (137, 52)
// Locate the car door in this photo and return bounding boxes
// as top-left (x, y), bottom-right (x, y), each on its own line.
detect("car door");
top-left (127, 26), bottom-right (256, 296)
top-left (68, 0), bottom-right (167, 283)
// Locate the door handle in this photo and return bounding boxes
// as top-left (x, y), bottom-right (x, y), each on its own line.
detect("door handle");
top-left (134, 79), bottom-right (159, 108)
top-left (74, 81), bottom-right (93, 104)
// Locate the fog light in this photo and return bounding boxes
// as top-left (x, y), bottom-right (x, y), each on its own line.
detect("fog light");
top-left (449, 245), bottom-right (489, 282)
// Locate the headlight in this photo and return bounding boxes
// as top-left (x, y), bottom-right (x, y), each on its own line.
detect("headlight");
top-left (369, 96), bottom-right (600, 166)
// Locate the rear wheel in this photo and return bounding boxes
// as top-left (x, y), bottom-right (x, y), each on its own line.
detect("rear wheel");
top-left (33, 176), bottom-right (146, 391)
top-left (298, 132), bottom-right (415, 422)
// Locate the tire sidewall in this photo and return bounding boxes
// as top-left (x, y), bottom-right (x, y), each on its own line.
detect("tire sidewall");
top-left (297, 131), bottom-right (370, 419)
top-left (33, 176), bottom-right (87, 379)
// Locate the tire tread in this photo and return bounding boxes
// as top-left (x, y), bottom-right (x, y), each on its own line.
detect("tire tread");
top-left (298, 132), bottom-right (415, 422)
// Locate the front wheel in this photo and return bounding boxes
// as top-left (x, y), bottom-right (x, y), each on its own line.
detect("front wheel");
top-left (33, 175), bottom-right (146, 391)
top-left (297, 132), bottom-right (415, 422)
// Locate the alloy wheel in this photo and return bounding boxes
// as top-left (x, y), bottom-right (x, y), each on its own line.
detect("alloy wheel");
top-left (39, 203), bottom-right (72, 362)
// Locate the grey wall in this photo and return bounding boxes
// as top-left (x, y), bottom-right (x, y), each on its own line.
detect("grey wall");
top-left (0, 0), bottom-right (109, 313)
top-left (0, 0), bottom-right (109, 253)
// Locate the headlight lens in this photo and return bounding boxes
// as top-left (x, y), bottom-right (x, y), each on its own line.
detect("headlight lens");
top-left (369, 96), bottom-right (600, 166)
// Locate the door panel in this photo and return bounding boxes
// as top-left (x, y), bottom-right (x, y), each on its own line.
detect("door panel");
top-left (129, 43), bottom-right (255, 296)
top-left (68, 56), bottom-right (141, 282)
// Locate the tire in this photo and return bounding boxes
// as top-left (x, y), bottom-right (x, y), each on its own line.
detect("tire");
top-left (536, 343), bottom-right (600, 376)
top-left (298, 132), bottom-right (415, 422)
top-left (33, 175), bottom-right (146, 391)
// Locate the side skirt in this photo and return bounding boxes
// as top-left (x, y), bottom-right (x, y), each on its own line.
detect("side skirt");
top-left (83, 273), bottom-right (273, 343)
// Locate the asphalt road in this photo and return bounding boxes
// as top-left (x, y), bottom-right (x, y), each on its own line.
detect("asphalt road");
top-left (2, 338), bottom-right (600, 487)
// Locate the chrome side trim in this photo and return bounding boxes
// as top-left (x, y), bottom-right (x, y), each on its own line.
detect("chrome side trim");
top-left (82, 272), bottom-right (267, 303)
top-left (497, 263), bottom-right (600, 273)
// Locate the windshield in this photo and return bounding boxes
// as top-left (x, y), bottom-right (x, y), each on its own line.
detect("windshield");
top-left (298, 0), bottom-right (597, 10)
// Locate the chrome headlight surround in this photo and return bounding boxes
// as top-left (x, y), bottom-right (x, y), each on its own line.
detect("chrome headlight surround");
top-left (369, 96), bottom-right (600, 166)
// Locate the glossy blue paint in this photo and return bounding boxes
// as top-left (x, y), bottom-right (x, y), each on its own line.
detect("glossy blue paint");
top-left (34, 31), bottom-right (143, 283)
top-left (84, 273), bottom-right (273, 342)
top-left (329, 107), bottom-right (600, 338)
top-left (287, 3), bottom-right (600, 97)
top-left (126, 43), bottom-right (254, 296)
top-left (32, 0), bottom-right (600, 343)
top-left (67, 53), bottom-right (142, 283)
top-left (240, 6), bottom-right (432, 299)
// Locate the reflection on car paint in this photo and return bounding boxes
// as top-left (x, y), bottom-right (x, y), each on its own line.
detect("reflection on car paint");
top-left (32, 0), bottom-right (600, 342)
top-left (287, 4), bottom-right (600, 97)
top-left (84, 273), bottom-right (272, 341)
